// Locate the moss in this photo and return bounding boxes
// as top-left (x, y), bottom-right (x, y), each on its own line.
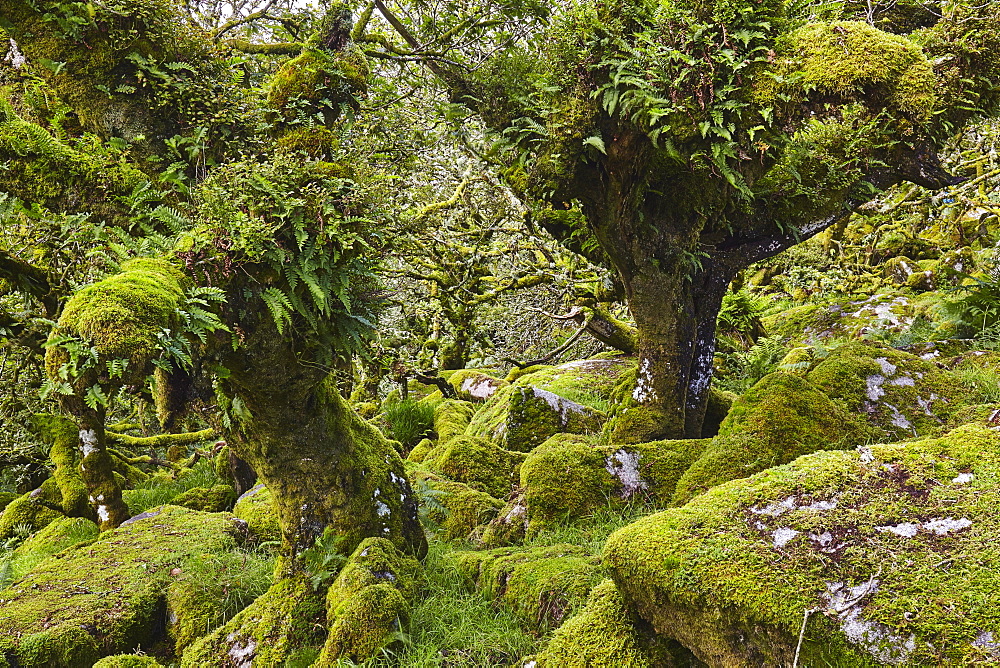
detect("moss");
top-left (92, 655), bottom-right (162, 667)
top-left (478, 494), bottom-right (529, 548)
top-left (433, 399), bottom-right (476, 445)
top-left (604, 423), bottom-right (1000, 665)
top-left (673, 372), bottom-right (870, 504)
top-left (315, 537), bottom-right (422, 665)
top-left (12, 516), bottom-right (98, 560)
top-left (534, 580), bottom-right (653, 667)
top-left (519, 434), bottom-right (711, 533)
top-left (47, 258), bottom-right (187, 382)
top-left (426, 436), bottom-right (525, 499)
top-left (181, 574), bottom-right (325, 667)
top-left (232, 483), bottom-right (281, 543)
top-left (406, 438), bottom-right (435, 464)
top-left (0, 491), bottom-right (18, 513)
top-left (763, 21), bottom-right (937, 120)
top-left (451, 543), bottom-right (602, 633)
top-left (412, 472), bottom-right (504, 541)
top-left (701, 387), bottom-right (736, 437)
top-left (448, 369), bottom-right (508, 402)
top-left (807, 341), bottom-right (968, 439)
top-left (777, 346), bottom-right (815, 376)
top-left (274, 126), bottom-right (339, 158)
top-left (171, 484), bottom-right (236, 513)
top-left (505, 364), bottom-right (552, 383)
top-left (0, 505), bottom-right (248, 666)
top-left (267, 46), bottom-right (370, 127)
top-left (31, 413), bottom-right (90, 517)
top-left (0, 479), bottom-right (62, 539)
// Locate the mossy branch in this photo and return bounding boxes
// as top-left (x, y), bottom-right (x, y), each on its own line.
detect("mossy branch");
top-left (0, 250), bottom-right (58, 317)
top-left (105, 428), bottom-right (215, 449)
top-left (225, 39), bottom-right (304, 55)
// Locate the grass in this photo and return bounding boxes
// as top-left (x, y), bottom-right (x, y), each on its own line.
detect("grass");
top-left (124, 458), bottom-right (223, 516)
top-left (384, 399), bottom-right (436, 450)
top-left (175, 544), bottom-right (277, 634)
top-left (955, 365), bottom-right (1000, 404)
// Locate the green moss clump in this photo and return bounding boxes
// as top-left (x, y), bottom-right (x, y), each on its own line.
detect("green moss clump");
top-left (806, 341), bottom-right (967, 439)
top-left (92, 655), bottom-right (161, 667)
top-left (448, 369), bottom-right (508, 402)
top-left (673, 372), bottom-right (869, 504)
top-left (406, 438), bottom-right (435, 464)
top-left (233, 483), bottom-right (281, 543)
top-left (764, 21), bottom-right (937, 120)
top-left (433, 399), bottom-right (476, 444)
top-left (171, 484), bottom-right (236, 513)
top-left (452, 544), bottom-right (602, 633)
top-left (534, 580), bottom-right (654, 667)
top-left (604, 423), bottom-right (1000, 665)
top-left (315, 537), bottom-right (422, 665)
top-left (31, 413), bottom-right (90, 517)
top-left (46, 258), bottom-right (187, 381)
top-left (267, 47), bottom-right (370, 127)
top-left (412, 471), bottom-right (504, 541)
top-left (0, 479), bottom-right (62, 539)
top-left (12, 516), bottom-right (97, 560)
top-left (426, 436), bottom-right (525, 499)
top-left (0, 505), bottom-right (248, 666)
top-left (519, 434), bottom-right (711, 533)
top-left (702, 387), bottom-right (736, 437)
top-left (0, 491), bottom-right (18, 513)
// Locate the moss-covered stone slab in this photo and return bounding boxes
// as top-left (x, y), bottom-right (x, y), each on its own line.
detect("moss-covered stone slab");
top-left (673, 372), bottom-right (870, 504)
top-left (764, 294), bottom-right (916, 344)
top-left (171, 484), bottom-right (236, 513)
top-left (448, 369), bottom-right (508, 402)
top-left (604, 424), bottom-right (1000, 666)
top-left (533, 579), bottom-right (701, 668)
top-left (232, 483), bottom-right (280, 543)
top-left (452, 544), bottom-right (602, 633)
top-left (0, 478), bottom-right (63, 539)
top-left (806, 341), bottom-right (967, 439)
top-left (424, 436), bottom-right (526, 499)
top-left (466, 357), bottom-right (632, 451)
top-left (0, 505), bottom-right (250, 667)
top-left (519, 434), bottom-right (710, 534)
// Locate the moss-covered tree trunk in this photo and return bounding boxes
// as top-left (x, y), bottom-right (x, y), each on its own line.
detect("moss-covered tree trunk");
top-left (221, 323), bottom-right (426, 569)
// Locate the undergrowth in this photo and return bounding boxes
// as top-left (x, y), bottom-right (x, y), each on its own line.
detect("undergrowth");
top-left (124, 459), bottom-right (222, 516)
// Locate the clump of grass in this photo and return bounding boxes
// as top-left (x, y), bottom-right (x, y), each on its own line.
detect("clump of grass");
top-left (955, 366), bottom-right (1000, 404)
top-left (524, 501), bottom-right (655, 554)
top-left (176, 545), bottom-right (276, 633)
top-left (383, 399), bottom-right (436, 450)
top-left (124, 458), bottom-right (222, 516)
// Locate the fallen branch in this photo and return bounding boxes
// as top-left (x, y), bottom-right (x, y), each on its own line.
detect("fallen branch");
top-left (411, 371), bottom-right (456, 399)
top-left (505, 313), bottom-right (590, 368)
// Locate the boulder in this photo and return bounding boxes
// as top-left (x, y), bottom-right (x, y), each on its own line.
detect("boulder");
top-left (806, 341), bottom-right (967, 439)
top-left (232, 483), bottom-right (280, 543)
top-left (410, 471), bottom-right (504, 541)
top-left (448, 369), bottom-right (508, 402)
top-left (604, 423), bottom-right (1000, 666)
top-left (171, 484), bottom-right (236, 513)
top-left (673, 372), bottom-right (870, 504)
top-left (424, 436), bottom-right (525, 499)
top-left (452, 544), bottom-right (602, 633)
top-left (0, 505), bottom-right (252, 666)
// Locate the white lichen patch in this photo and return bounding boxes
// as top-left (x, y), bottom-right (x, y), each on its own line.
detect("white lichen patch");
top-left (822, 579), bottom-right (917, 665)
top-left (876, 357), bottom-right (898, 376)
top-left (226, 633), bottom-right (256, 668)
top-left (79, 429), bottom-right (99, 457)
top-left (531, 387), bottom-right (587, 426)
top-left (877, 517), bottom-right (971, 537)
top-left (750, 495), bottom-right (837, 517)
top-left (877, 522), bottom-right (919, 538)
top-left (952, 472), bottom-right (974, 485)
top-left (462, 375), bottom-right (502, 401)
top-left (375, 500), bottom-right (391, 517)
top-left (973, 631), bottom-right (999, 656)
top-left (97, 505), bottom-right (110, 523)
top-left (632, 357), bottom-right (658, 403)
top-left (889, 376), bottom-right (915, 387)
top-left (772, 527), bottom-right (799, 548)
top-left (605, 449), bottom-right (648, 498)
top-left (866, 375), bottom-right (886, 402)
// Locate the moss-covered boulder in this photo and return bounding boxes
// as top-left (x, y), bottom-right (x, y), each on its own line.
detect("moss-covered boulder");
top-left (534, 579), bottom-right (697, 667)
top-left (448, 369), bottom-right (508, 402)
top-left (604, 423), bottom-right (1000, 666)
top-left (0, 491), bottom-right (17, 513)
top-left (424, 436), bottom-right (526, 499)
top-left (411, 471), bottom-right (504, 541)
top-left (433, 398), bottom-right (476, 444)
top-left (764, 294), bottom-right (916, 344)
top-left (11, 515), bottom-right (97, 559)
top-left (405, 437), bottom-right (435, 464)
top-left (171, 484), bottom-right (236, 513)
top-left (0, 505), bottom-right (251, 666)
top-left (232, 483), bottom-right (280, 543)
top-left (673, 372), bottom-right (870, 504)
top-left (806, 341), bottom-right (967, 439)
top-left (467, 357), bottom-right (632, 451)
top-left (0, 478), bottom-right (63, 539)
top-left (315, 537), bottom-right (422, 665)
top-left (518, 434), bottom-right (710, 534)
top-left (452, 544), bottom-right (602, 633)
